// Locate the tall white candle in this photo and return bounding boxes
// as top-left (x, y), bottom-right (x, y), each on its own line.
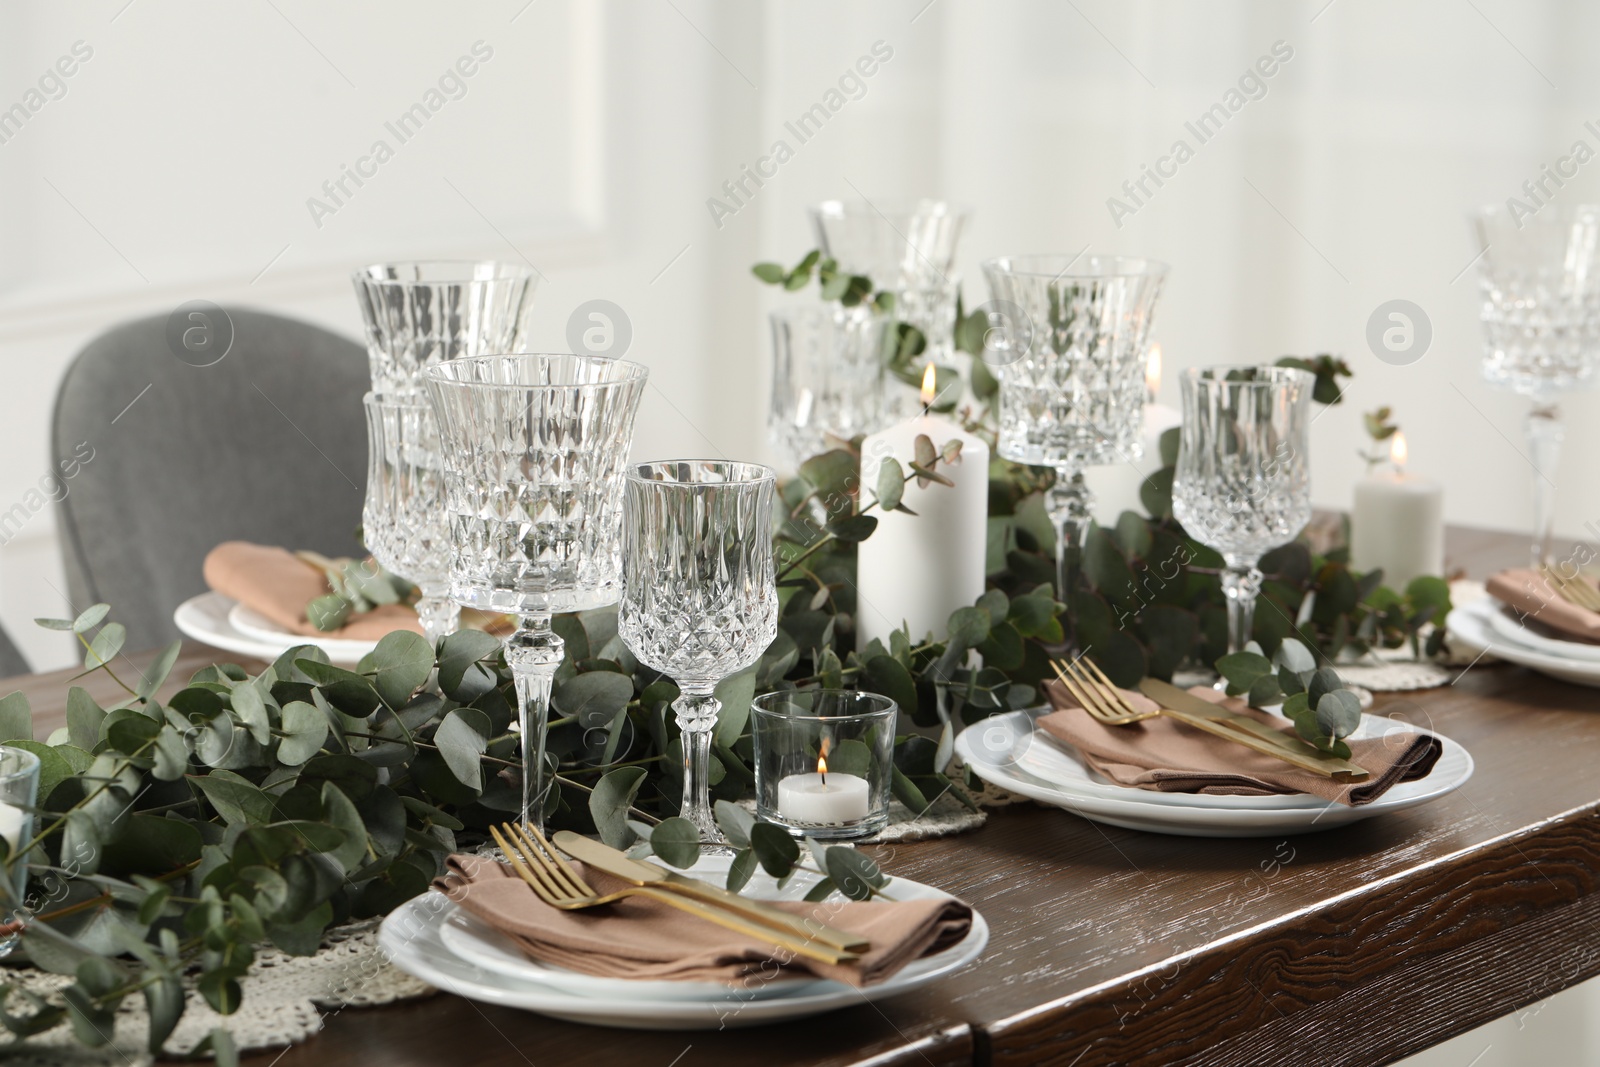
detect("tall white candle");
top-left (856, 367), bottom-right (990, 652)
top-left (1350, 432), bottom-right (1444, 591)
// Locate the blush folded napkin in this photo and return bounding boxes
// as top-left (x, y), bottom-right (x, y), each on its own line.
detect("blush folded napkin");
top-left (1485, 568), bottom-right (1600, 643)
top-left (202, 541), bottom-right (423, 641)
top-left (1039, 681), bottom-right (1442, 807)
top-left (433, 853), bottom-right (973, 988)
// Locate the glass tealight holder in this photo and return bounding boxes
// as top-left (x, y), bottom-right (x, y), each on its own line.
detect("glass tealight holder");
top-left (0, 747), bottom-right (39, 957)
top-left (751, 690), bottom-right (896, 840)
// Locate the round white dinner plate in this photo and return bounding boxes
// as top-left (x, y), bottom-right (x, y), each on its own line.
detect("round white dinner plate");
top-left (1480, 598), bottom-right (1600, 664)
top-left (1448, 598), bottom-right (1600, 689)
top-left (955, 709), bottom-right (1472, 837)
top-left (173, 591), bottom-right (376, 666)
top-left (379, 854), bottom-right (988, 1030)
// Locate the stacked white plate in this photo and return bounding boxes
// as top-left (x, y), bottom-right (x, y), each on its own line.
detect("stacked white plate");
top-left (377, 852), bottom-right (988, 1029)
top-left (1447, 596), bottom-right (1600, 689)
top-left (174, 591), bottom-right (381, 666)
top-left (956, 709), bottom-right (1472, 837)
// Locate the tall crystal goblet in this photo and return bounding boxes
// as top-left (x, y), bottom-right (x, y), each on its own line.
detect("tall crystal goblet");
top-left (424, 354), bottom-right (648, 831)
top-left (1470, 204), bottom-right (1600, 566)
top-left (618, 461), bottom-right (777, 843)
top-left (811, 199), bottom-right (969, 417)
top-left (353, 260), bottom-right (538, 395)
top-left (1171, 366), bottom-right (1314, 655)
top-left (982, 255), bottom-right (1168, 599)
top-left (767, 305), bottom-right (892, 469)
top-left (362, 393), bottom-right (458, 646)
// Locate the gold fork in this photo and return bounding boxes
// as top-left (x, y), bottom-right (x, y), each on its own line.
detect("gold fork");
top-left (1050, 656), bottom-right (1369, 783)
top-left (488, 823), bottom-right (859, 966)
top-left (1540, 564), bottom-right (1600, 612)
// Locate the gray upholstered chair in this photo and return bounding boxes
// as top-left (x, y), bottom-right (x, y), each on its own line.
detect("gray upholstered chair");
top-left (0, 626), bottom-right (30, 679)
top-left (52, 307), bottom-right (369, 650)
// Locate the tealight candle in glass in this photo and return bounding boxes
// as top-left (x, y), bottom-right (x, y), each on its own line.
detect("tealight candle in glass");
top-left (751, 691), bottom-right (896, 840)
top-left (0, 746), bottom-right (40, 957)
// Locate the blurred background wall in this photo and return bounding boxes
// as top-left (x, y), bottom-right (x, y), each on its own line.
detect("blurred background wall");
top-left (1, 1), bottom-right (1599, 1060)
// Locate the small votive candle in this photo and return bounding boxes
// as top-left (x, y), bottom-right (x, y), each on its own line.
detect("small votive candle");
top-left (752, 690), bottom-right (896, 840)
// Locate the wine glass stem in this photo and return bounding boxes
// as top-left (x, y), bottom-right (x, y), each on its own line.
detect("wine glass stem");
top-left (415, 586), bottom-right (460, 648)
top-left (505, 614), bottom-right (564, 833)
top-left (1221, 557), bottom-right (1264, 655)
top-left (673, 689), bottom-right (722, 842)
top-left (1047, 466), bottom-right (1093, 602)
top-left (1526, 402), bottom-right (1563, 568)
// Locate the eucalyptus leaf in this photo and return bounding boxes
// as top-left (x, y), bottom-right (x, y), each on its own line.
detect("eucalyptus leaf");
top-left (713, 800), bottom-right (756, 849)
top-left (750, 821), bottom-right (800, 877)
top-left (433, 709), bottom-right (488, 793)
top-left (590, 767), bottom-right (648, 849)
top-left (649, 817), bottom-right (702, 869)
top-left (0, 693), bottom-right (31, 743)
top-left (874, 456), bottom-right (905, 512)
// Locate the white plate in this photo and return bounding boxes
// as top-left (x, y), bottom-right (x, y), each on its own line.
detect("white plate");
top-left (1449, 598), bottom-right (1600, 688)
top-left (1481, 599), bottom-right (1600, 664)
top-left (955, 710), bottom-right (1472, 837)
top-left (173, 591), bottom-right (377, 666)
top-left (378, 857), bottom-right (988, 1030)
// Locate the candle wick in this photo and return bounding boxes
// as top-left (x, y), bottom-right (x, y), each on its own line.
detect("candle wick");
top-left (820, 770), bottom-right (827, 787)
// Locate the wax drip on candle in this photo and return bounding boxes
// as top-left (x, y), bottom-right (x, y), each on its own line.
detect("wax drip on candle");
top-left (1390, 430), bottom-right (1407, 471)
top-left (1145, 343), bottom-right (1162, 402)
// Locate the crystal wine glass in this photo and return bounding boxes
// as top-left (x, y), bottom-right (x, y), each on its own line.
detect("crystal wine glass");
top-left (618, 461), bottom-right (778, 842)
top-left (1470, 204), bottom-right (1600, 566)
top-left (811, 199), bottom-right (968, 416)
top-left (362, 393), bottom-right (457, 646)
top-left (981, 255), bottom-right (1168, 598)
top-left (1171, 366), bottom-right (1314, 655)
top-left (353, 260), bottom-right (538, 395)
top-left (767, 305), bottom-right (892, 469)
top-left (424, 354), bottom-right (648, 831)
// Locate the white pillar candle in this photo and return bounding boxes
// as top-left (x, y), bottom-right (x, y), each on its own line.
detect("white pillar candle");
top-left (0, 802), bottom-right (26, 849)
top-left (856, 367), bottom-right (990, 652)
top-left (777, 771), bottom-right (870, 825)
top-left (1350, 432), bottom-right (1444, 591)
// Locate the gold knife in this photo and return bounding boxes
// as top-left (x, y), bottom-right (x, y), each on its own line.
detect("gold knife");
top-left (551, 831), bottom-right (870, 952)
top-left (1138, 678), bottom-right (1370, 783)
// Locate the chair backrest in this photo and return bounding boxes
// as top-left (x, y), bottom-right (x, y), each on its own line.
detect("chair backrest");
top-left (52, 306), bottom-right (369, 650)
top-left (0, 624), bottom-right (30, 680)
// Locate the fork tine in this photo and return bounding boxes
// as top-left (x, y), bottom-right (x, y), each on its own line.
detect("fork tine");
top-left (517, 821), bottom-right (596, 898)
top-left (1078, 656), bottom-right (1140, 715)
top-left (490, 824), bottom-right (561, 902)
top-left (1054, 658), bottom-right (1120, 722)
top-left (507, 823), bottom-right (584, 900)
top-left (1066, 658), bottom-right (1126, 720)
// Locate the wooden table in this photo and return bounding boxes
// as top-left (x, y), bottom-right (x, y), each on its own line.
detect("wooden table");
top-left (5, 526), bottom-right (1598, 1066)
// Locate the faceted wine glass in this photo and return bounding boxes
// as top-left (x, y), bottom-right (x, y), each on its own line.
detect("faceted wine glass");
top-left (1470, 204), bottom-right (1600, 565)
top-left (982, 255), bottom-right (1168, 598)
top-left (424, 354), bottom-right (648, 831)
top-left (362, 393), bottom-right (458, 646)
top-left (1171, 366), bottom-right (1314, 655)
top-left (767, 305), bottom-right (892, 470)
top-left (353, 260), bottom-right (538, 395)
top-left (618, 461), bottom-right (778, 843)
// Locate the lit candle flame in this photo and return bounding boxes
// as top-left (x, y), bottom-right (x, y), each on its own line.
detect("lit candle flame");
top-left (1145, 343), bottom-right (1162, 398)
top-left (1390, 430), bottom-right (1408, 470)
top-left (818, 737), bottom-right (831, 785)
top-left (920, 363), bottom-right (938, 408)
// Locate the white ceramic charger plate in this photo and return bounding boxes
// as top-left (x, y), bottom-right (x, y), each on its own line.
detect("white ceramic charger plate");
top-left (1448, 597), bottom-right (1600, 688)
top-left (1480, 598), bottom-right (1600, 664)
top-left (173, 591), bottom-right (377, 666)
top-left (380, 852), bottom-right (987, 1029)
top-left (955, 709), bottom-right (1472, 837)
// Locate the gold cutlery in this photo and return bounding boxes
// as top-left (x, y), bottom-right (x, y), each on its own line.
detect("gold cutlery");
top-left (551, 831), bottom-right (869, 953)
top-left (1540, 564), bottom-right (1600, 612)
top-left (490, 823), bottom-right (859, 966)
top-left (1050, 657), bottom-right (1369, 783)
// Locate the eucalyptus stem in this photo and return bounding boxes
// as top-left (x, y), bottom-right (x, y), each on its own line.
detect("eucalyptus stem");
top-left (554, 773), bottom-right (662, 826)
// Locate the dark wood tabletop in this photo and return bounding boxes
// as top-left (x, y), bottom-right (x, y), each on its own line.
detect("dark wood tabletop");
top-left (5, 525), bottom-right (1597, 1067)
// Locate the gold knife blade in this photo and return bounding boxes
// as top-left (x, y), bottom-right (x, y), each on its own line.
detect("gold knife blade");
top-left (1138, 678), bottom-right (1370, 783)
top-left (550, 831), bottom-right (871, 952)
